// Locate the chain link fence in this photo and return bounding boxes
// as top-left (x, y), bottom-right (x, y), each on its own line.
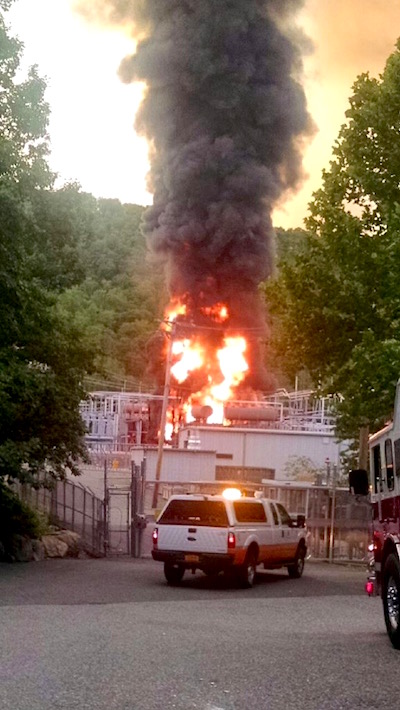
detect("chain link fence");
top-left (145, 478), bottom-right (372, 562)
top-left (13, 478), bottom-right (105, 557)
top-left (12, 463), bottom-right (372, 562)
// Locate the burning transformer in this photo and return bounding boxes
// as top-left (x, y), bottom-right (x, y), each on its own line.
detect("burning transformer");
top-left (162, 298), bottom-right (276, 438)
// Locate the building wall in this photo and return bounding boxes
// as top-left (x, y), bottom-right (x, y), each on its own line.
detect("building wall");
top-left (131, 447), bottom-right (217, 482)
top-left (178, 426), bottom-right (346, 480)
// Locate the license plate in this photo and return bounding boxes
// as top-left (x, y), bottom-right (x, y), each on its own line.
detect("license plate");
top-left (185, 554), bottom-right (199, 563)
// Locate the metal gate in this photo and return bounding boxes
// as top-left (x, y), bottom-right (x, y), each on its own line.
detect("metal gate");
top-left (104, 461), bottom-right (147, 557)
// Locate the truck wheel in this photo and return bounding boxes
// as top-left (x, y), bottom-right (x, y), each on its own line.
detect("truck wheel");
top-left (238, 548), bottom-right (257, 588)
top-left (383, 553), bottom-right (400, 649)
top-left (164, 562), bottom-right (185, 586)
top-left (288, 545), bottom-right (306, 579)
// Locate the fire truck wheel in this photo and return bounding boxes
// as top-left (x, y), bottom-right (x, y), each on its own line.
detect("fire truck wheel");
top-left (382, 553), bottom-right (400, 649)
top-left (164, 562), bottom-right (185, 586)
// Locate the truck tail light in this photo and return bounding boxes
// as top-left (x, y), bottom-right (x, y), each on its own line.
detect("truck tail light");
top-left (366, 580), bottom-right (374, 596)
top-left (152, 526), bottom-right (158, 549)
top-left (228, 531), bottom-right (236, 550)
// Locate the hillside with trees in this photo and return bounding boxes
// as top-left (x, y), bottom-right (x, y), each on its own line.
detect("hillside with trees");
top-left (49, 189), bottom-right (166, 390)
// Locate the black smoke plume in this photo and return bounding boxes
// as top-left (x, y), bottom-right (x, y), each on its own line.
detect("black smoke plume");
top-left (77, 0), bottom-right (313, 390)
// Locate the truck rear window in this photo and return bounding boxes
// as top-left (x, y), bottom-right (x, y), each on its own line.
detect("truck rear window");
top-left (158, 500), bottom-right (229, 527)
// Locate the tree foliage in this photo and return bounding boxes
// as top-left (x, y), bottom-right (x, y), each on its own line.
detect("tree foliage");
top-left (52, 191), bottom-right (167, 388)
top-left (0, 481), bottom-right (49, 546)
top-left (266, 41), bottom-right (400, 439)
top-left (0, 5), bottom-right (167, 493)
top-left (0, 13), bottom-right (90, 484)
top-left (283, 455), bottom-right (325, 483)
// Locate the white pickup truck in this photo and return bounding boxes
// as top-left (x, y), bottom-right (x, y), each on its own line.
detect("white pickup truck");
top-left (151, 491), bottom-right (307, 587)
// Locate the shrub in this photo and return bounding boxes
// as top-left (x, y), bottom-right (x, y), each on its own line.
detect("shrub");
top-left (0, 483), bottom-right (49, 545)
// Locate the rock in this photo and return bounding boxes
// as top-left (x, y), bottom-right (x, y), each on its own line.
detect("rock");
top-left (1, 529), bottom-right (83, 561)
top-left (52, 530), bottom-right (81, 557)
top-left (10, 535), bottom-right (33, 563)
top-left (41, 535), bottom-right (69, 558)
top-left (31, 539), bottom-right (45, 561)
top-left (41, 530), bottom-right (82, 558)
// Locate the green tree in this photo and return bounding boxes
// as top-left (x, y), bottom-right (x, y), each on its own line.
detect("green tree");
top-left (56, 196), bottom-right (166, 387)
top-left (266, 40), bottom-right (400, 442)
top-left (27, 184), bottom-right (95, 291)
top-left (0, 10), bottom-right (90, 484)
top-left (274, 227), bottom-right (309, 267)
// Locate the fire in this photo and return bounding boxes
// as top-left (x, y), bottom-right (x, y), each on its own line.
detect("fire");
top-left (165, 297), bottom-right (249, 430)
top-left (212, 336), bottom-right (248, 401)
top-left (164, 299), bottom-right (187, 327)
top-left (171, 339), bottom-right (204, 382)
top-left (201, 303), bottom-right (229, 322)
top-left (185, 336), bottom-right (248, 424)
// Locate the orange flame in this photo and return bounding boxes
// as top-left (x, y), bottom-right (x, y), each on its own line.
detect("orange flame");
top-left (201, 303), bottom-right (229, 322)
top-left (164, 299), bottom-right (186, 328)
top-left (162, 300), bottom-right (249, 436)
top-left (212, 336), bottom-right (248, 400)
top-left (186, 336), bottom-right (248, 424)
top-left (171, 339), bottom-right (204, 382)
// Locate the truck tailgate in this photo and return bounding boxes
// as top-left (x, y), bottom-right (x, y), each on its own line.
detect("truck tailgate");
top-left (157, 525), bottom-right (229, 554)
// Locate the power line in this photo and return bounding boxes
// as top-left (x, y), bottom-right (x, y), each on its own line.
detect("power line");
top-left (161, 319), bottom-right (266, 334)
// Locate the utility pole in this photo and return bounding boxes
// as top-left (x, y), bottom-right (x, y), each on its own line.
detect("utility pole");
top-left (151, 322), bottom-right (175, 510)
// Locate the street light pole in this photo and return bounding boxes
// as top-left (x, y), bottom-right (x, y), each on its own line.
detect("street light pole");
top-left (151, 322), bottom-right (175, 510)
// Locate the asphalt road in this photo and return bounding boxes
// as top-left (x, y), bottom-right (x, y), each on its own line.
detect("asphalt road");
top-left (0, 558), bottom-right (397, 710)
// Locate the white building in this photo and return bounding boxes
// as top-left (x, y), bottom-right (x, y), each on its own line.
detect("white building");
top-left (177, 424), bottom-right (345, 481)
top-left (131, 446), bottom-right (217, 482)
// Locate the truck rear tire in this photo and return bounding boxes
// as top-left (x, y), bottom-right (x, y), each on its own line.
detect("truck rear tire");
top-left (383, 553), bottom-right (400, 649)
top-left (288, 544), bottom-right (306, 579)
top-left (164, 562), bottom-right (185, 586)
top-left (237, 548), bottom-right (257, 588)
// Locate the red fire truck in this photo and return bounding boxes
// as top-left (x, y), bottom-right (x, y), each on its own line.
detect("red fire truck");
top-left (351, 381), bottom-right (400, 648)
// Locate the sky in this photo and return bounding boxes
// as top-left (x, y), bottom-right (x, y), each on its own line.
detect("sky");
top-left (5, 0), bottom-right (400, 229)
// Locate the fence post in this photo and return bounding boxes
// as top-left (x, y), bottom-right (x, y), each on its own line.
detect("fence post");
top-left (103, 458), bottom-right (108, 556)
top-left (63, 479), bottom-right (66, 523)
top-left (329, 465), bottom-right (337, 563)
top-left (92, 495), bottom-right (95, 553)
top-left (140, 457), bottom-right (146, 516)
top-left (324, 489), bottom-right (330, 558)
top-left (139, 458), bottom-right (146, 554)
top-left (82, 487), bottom-right (86, 550)
top-left (131, 462), bottom-right (138, 558)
